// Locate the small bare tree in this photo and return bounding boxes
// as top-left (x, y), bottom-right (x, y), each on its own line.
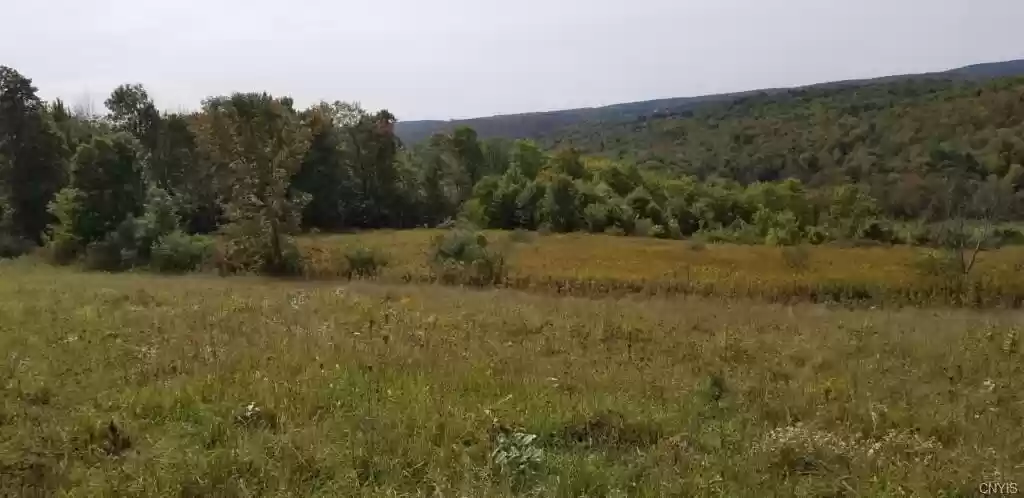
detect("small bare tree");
top-left (923, 177), bottom-right (1009, 278)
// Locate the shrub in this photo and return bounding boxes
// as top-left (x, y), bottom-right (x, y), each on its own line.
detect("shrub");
top-left (150, 231), bottom-right (214, 274)
top-left (901, 223), bottom-right (933, 246)
top-left (633, 218), bottom-right (655, 237)
top-left (215, 219), bottom-right (303, 276)
top-left (604, 226), bottom-right (626, 237)
top-left (859, 220), bottom-right (896, 244)
top-left (430, 227), bottom-right (508, 286)
top-left (45, 233), bottom-right (81, 265)
top-left (44, 188), bottom-right (85, 265)
top-left (0, 233), bottom-right (34, 259)
top-left (992, 227), bottom-right (1024, 246)
top-left (458, 199), bottom-right (490, 227)
top-left (83, 239), bottom-right (127, 272)
top-left (608, 204), bottom-right (636, 234)
top-left (805, 226), bottom-right (830, 245)
top-left (83, 218), bottom-right (141, 271)
top-left (342, 247), bottom-right (389, 279)
top-left (583, 204), bottom-right (610, 233)
top-left (666, 218), bottom-right (682, 239)
top-left (134, 187), bottom-right (182, 260)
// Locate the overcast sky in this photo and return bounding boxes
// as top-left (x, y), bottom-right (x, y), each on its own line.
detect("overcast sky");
top-left (2, 0), bottom-right (1022, 121)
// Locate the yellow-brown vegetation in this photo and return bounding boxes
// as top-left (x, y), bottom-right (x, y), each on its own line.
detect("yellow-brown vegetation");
top-left (300, 230), bottom-right (1024, 307)
top-left (1, 259), bottom-right (1021, 496)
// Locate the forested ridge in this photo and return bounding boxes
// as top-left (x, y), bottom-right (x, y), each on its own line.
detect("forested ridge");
top-left (2, 64), bottom-right (1024, 274)
top-left (395, 59), bottom-right (1024, 143)
top-left (548, 76), bottom-right (1024, 219)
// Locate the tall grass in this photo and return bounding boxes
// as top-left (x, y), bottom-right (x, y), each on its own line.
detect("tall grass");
top-left (0, 262), bottom-right (1021, 496)
top-left (298, 230), bottom-right (1024, 308)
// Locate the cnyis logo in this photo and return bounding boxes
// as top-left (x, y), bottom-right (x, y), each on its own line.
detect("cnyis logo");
top-left (979, 482), bottom-right (1019, 495)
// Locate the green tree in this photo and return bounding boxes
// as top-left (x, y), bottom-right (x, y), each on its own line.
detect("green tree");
top-left (191, 93), bottom-right (312, 274)
top-left (338, 107), bottom-right (403, 227)
top-left (0, 66), bottom-right (70, 242)
top-left (549, 147), bottom-right (587, 180)
top-left (105, 83), bottom-right (161, 152)
top-left (418, 151), bottom-right (455, 225)
top-left (149, 113), bottom-right (218, 233)
top-left (481, 138), bottom-right (512, 177)
top-left (823, 184), bottom-right (879, 239)
top-left (510, 140), bottom-right (546, 180)
top-left (542, 174), bottom-right (582, 232)
top-left (292, 102), bottom-right (352, 230)
top-left (450, 126), bottom-right (486, 197)
top-left (61, 133), bottom-right (146, 244)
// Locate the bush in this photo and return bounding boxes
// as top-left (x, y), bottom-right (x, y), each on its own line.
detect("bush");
top-left (430, 227), bottom-right (508, 286)
top-left (992, 227), bottom-right (1024, 246)
top-left (458, 199), bottom-right (490, 227)
top-left (83, 218), bottom-right (141, 271)
top-left (633, 218), bottom-right (655, 237)
top-left (83, 239), bottom-right (127, 272)
top-left (666, 218), bottom-right (683, 239)
top-left (215, 219), bottom-right (304, 276)
top-left (44, 233), bottom-right (81, 265)
top-left (342, 247), bottom-right (389, 279)
top-left (901, 223), bottom-right (933, 246)
top-left (44, 188), bottom-right (85, 265)
top-left (134, 187), bottom-right (182, 260)
top-left (583, 204), bottom-right (610, 233)
top-left (604, 226), bottom-right (626, 237)
top-left (608, 204), bottom-right (636, 235)
top-left (0, 234), bottom-right (34, 259)
top-left (150, 231), bottom-right (214, 274)
top-left (859, 220), bottom-right (896, 244)
top-left (805, 226), bottom-right (830, 245)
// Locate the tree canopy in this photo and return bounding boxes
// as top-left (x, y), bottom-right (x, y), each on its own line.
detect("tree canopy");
top-left (1, 64), bottom-right (1023, 262)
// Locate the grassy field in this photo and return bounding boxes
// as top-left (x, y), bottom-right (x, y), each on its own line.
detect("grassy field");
top-left (301, 230), bottom-right (1024, 307)
top-left (1, 257), bottom-right (1022, 496)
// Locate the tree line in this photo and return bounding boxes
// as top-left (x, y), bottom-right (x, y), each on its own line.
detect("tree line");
top-left (547, 77), bottom-right (1024, 221)
top-left (0, 66), bottom-right (1019, 271)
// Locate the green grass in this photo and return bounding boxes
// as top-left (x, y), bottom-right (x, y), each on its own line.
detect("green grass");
top-left (1, 258), bottom-right (1022, 496)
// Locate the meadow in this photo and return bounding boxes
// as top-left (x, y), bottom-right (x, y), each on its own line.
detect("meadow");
top-left (2, 232), bottom-right (1024, 496)
top-left (301, 230), bottom-right (1024, 308)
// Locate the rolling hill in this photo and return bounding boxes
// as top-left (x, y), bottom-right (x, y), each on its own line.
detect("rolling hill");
top-left (395, 59), bottom-right (1024, 144)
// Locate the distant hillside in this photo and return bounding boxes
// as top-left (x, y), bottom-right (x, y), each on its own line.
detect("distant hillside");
top-left (395, 59), bottom-right (1024, 144)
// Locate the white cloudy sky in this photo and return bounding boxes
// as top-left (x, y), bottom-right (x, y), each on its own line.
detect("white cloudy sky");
top-left (2, 0), bottom-right (1022, 120)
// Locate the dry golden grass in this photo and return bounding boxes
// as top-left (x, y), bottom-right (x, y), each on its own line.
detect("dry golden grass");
top-left (1, 259), bottom-right (1022, 496)
top-left (299, 230), bottom-right (1024, 307)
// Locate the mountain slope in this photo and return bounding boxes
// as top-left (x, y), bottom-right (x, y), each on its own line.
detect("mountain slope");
top-left (395, 59), bottom-right (1024, 144)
